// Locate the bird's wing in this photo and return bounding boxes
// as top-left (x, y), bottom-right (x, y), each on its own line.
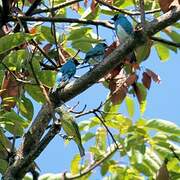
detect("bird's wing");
top-left (119, 19), bottom-right (133, 35)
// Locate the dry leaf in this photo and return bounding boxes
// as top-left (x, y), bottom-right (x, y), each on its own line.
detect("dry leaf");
top-left (142, 72), bottom-right (151, 89)
top-left (158, 0), bottom-right (180, 13)
top-left (133, 83), bottom-right (142, 104)
top-left (110, 72), bottom-right (137, 105)
top-left (146, 69), bottom-right (161, 84)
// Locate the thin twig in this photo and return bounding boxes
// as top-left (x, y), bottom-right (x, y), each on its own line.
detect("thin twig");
top-left (151, 36), bottom-right (180, 47)
top-left (31, 39), bottom-right (57, 67)
top-left (170, 147), bottom-right (180, 162)
top-left (96, 0), bottom-right (160, 16)
top-left (139, 0), bottom-right (146, 30)
top-left (65, 143), bottom-right (119, 179)
top-left (94, 112), bottom-right (119, 148)
top-left (32, 0), bottom-right (83, 15)
top-left (1, 63), bottom-right (36, 85)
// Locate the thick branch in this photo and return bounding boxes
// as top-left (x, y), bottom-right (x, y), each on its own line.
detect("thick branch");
top-left (4, 6), bottom-right (180, 180)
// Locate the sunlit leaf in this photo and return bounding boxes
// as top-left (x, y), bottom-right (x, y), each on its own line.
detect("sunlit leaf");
top-left (70, 154), bottom-right (81, 175)
top-left (155, 43), bottom-right (170, 61)
top-left (125, 96), bottom-right (135, 118)
top-left (146, 119), bottom-right (180, 135)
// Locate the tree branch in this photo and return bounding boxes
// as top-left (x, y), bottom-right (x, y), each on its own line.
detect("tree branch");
top-left (96, 0), bottom-right (161, 16)
top-left (151, 36), bottom-right (180, 47)
top-left (4, 7), bottom-right (180, 180)
top-left (10, 16), bottom-right (114, 29)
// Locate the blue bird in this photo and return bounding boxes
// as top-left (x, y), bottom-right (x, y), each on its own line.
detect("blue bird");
top-left (53, 58), bottom-right (79, 91)
top-left (83, 43), bottom-right (108, 66)
top-left (111, 14), bottom-right (133, 43)
top-left (112, 14), bottom-right (136, 63)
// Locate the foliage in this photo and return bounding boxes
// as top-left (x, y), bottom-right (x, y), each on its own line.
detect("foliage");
top-left (0, 0), bottom-right (179, 179)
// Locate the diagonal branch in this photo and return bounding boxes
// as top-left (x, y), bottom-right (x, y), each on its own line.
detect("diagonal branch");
top-left (3, 7), bottom-right (180, 180)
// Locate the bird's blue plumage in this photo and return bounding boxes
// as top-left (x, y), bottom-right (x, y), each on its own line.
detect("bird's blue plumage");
top-left (113, 14), bottom-right (133, 42)
top-left (53, 59), bottom-right (77, 91)
top-left (84, 43), bottom-right (107, 65)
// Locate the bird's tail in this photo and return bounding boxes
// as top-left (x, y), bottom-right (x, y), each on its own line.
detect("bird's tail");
top-left (78, 144), bottom-right (85, 157)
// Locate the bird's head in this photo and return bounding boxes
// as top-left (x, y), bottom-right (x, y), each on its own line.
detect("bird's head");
top-left (111, 14), bottom-right (125, 21)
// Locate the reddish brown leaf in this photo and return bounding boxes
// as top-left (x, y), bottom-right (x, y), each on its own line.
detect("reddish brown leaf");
top-left (71, 2), bottom-right (80, 12)
top-left (91, 0), bottom-right (97, 13)
top-left (146, 69), bottom-right (161, 84)
top-left (0, 72), bottom-right (23, 111)
top-left (142, 72), bottom-right (151, 89)
top-left (158, 0), bottom-right (180, 13)
top-left (133, 83), bottom-right (142, 104)
top-left (125, 74), bottom-right (138, 86)
top-left (110, 85), bottom-right (127, 105)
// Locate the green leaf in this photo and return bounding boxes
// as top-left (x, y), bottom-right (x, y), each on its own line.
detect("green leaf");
top-left (135, 39), bottom-right (152, 63)
top-left (38, 70), bottom-right (56, 88)
top-left (18, 95), bottom-right (34, 120)
top-left (0, 32), bottom-right (34, 55)
top-left (134, 163), bottom-right (153, 177)
top-left (25, 85), bottom-right (46, 104)
top-left (96, 127), bottom-right (106, 151)
top-left (173, 22), bottom-right (180, 29)
top-left (0, 159), bottom-right (8, 174)
top-left (38, 26), bottom-right (58, 44)
top-left (81, 132), bottom-right (95, 143)
top-left (72, 36), bottom-right (102, 52)
top-left (125, 96), bottom-right (134, 118)
top-left (155, 43), bottom-right (170, 61)
top-left (136, 83), bottom-right (147, 115)
top-left (67, 27), bottom-right (92, 40)
top-left (144, 153), bottom-right (160, 173)
top-left (146, 119), bottom-right (180, 135)
top-left (23, 175), bottom-right (33, 180)
top-left (1, 110), bottom-right (29, 136)
top-left (165, 30), bottom-right (180, 43)
top-left (39, 173), bottom-right (64, 180)
top-left (70, 154), bottom-right (81, 175)
top-left (3, 49), bottom-right (29, 71)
